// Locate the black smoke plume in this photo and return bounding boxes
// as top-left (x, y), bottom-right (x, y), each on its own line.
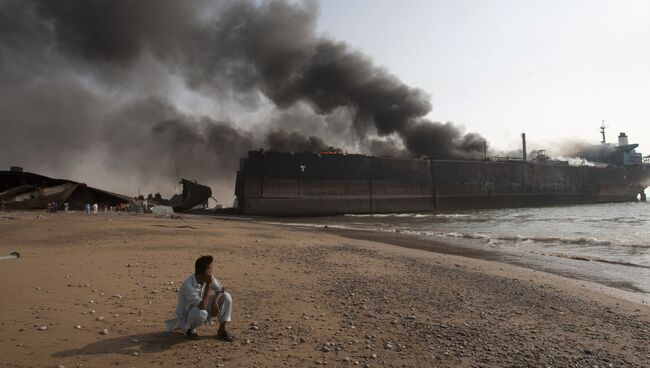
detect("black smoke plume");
top-left (266, 131), bottom-right (330, 153)
top-left (0, 0), bottom-right (486, 202)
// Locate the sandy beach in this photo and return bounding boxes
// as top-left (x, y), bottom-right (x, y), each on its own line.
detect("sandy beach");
top-left (0, 211), bottom-right (648, 368)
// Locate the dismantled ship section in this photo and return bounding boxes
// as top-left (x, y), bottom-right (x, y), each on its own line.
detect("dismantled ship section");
top-left (0, 167), bottom-right (131, 210)
top-left (235, 151), bottom-right (650, 216)
top-left (168, 179), bottom-right (213, 212)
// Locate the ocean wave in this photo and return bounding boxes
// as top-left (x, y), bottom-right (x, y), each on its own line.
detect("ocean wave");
top-left (344, 213), bottom-right (418, 218)
top-left (496, 235), bottom-right (612, 247)
top-left (525, 250), bottom-right (650, 269)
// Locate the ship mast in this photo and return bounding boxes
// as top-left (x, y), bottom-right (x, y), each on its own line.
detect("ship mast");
top-left (600, 120), bottom-right (608, 144)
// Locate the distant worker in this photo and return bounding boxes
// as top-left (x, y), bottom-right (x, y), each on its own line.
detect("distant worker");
top-left (92, 203), bottom-right (98, 214)
top-left (165, 255), bottom-right (234, 341)
top-left (85, 203), bottom-right (91, 215)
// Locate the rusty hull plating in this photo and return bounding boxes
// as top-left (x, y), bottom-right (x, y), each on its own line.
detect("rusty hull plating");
top-left (234, 151), bottom-right (650, 216)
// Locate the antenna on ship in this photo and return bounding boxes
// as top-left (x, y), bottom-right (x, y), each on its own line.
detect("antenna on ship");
top-left (600, 120), bottom-right (609, 144)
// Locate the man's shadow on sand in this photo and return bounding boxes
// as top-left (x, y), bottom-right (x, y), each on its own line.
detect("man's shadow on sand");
top-left (53, 331), bottom-right (212, 358)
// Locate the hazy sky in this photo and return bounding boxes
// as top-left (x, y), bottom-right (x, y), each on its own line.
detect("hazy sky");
top-left (317, 0), bottom-right (650, 154)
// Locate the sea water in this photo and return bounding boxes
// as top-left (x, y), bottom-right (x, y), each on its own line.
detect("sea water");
top-left (275, 202), bottom-right (650, 295)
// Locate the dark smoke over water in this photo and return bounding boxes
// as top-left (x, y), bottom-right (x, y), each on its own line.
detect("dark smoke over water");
top-left (0, 0), bottom-right (486, 203)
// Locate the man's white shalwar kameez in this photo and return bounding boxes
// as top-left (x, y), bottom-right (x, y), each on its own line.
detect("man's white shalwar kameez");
top-left (165, 274), bottom-right (232, 333)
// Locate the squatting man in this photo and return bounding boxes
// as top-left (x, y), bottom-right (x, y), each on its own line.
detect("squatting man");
top-left (166, 255), bottom-right (234, 341)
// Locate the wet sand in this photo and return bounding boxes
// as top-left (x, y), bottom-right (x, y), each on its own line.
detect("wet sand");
top-left (0, 211), bottom-right (648, 367)
top-left (320, 227), bottom-right (650, 299)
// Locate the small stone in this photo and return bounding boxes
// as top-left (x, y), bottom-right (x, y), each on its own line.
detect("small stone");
top-left (131, 338), bottom-right (140, 343)
top-left (74, 325), bottom-right (82, 329)
top-left (37, 326), bottom-right (47, 330)
top-left (96, 316), bottom-right (104, 321)
top-left (371, 353), bottom-right (378, 359)
top-left (100, 328), bottom-right (108, 335)
top-left (132, 352), bottom-right (139, 356)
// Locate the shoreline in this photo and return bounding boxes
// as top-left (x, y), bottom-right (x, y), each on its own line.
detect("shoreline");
top-left (323, 226), bottom-right (650, 306)
top-left (326, 227), bottom-right (649, 297)
top-left (252, 215), bottom-right (650, 300)
top-left (1, 211), bottom-right (648, 367)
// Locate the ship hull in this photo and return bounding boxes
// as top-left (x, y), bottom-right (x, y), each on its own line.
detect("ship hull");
top-left (235, 151), bottom-right (650, 216)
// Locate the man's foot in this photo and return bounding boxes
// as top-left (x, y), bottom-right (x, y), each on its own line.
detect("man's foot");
top-left (186, 329), bottom-right (199, 340)
top-left (216, 330), bottom-right (234, 342)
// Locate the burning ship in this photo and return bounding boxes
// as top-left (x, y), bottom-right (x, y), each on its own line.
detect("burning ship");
top-left (235, 128), bottom-right (650, 216)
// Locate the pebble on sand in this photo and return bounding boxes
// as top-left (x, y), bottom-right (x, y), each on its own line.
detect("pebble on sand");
top-left (74, 325), bottom-right (82, 329)
top-left (100, 328), bottom-right (108, 335)
top-left (37, 326), bottom-right (47, 330)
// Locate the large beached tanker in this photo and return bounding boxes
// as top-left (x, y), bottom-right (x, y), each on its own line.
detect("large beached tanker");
top-left (234, 131), bottom-right (650, 216)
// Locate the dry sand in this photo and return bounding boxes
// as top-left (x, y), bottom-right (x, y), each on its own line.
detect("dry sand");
top-left (0, 211), bottom-right (648, 368)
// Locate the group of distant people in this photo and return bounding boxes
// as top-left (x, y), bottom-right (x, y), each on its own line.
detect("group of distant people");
top-left (46, 202), bottom-right (69, 212)
top-left (45, 202), bottom-right (134, 214)
top-left (84, 203), bottom-right (99, 215)
top-left (84, 203), bottom-right (132, 213)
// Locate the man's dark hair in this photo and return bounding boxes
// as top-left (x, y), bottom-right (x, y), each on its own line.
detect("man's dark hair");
top-left (195, 255), bottom-right (213, 275)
